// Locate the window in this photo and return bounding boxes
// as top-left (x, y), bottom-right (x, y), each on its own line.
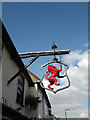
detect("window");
top-left (16, 74), bottom-right (24, 106)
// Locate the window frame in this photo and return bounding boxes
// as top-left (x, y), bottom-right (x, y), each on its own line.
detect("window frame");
top-left (16, 73), bottom-right (24, 107)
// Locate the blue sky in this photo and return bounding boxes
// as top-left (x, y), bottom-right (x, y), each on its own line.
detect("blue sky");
top-left (2, 2), bottom-right (88, 52)
top-left (2, 2), bottom-right (88, 118)
top-left (2, 2), bottom-right (88, 75)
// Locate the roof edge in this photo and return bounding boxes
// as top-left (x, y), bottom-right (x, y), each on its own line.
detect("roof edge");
top-left (1, 19), bottom-right (34, 87)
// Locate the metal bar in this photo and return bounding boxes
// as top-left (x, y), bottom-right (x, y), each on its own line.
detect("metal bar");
top-left (19, 50), bottom-right (70, 58)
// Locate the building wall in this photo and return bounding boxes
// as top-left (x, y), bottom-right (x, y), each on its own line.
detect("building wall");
top-left (44, 100), bottom-right (49, 118)
top-left (1, 44), bottom-right (40, 118)
top-left (2, 44), bottom-right (34, 115)
top-left (37, 89), bottom-right (49, 118)
top-left (21, 85), bottom-right (39, 118)
top-left (21, 82), bottom-right (50, 119)
top-left (2, 45), bottom-right (19, 108)
top-left (2, 42), bottom-right (50, 119)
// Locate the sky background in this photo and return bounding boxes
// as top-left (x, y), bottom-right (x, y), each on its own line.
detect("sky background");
top-left (2, 2), bottom-right (88, 118)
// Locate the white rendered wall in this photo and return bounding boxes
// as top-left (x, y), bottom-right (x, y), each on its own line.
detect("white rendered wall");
top-left (2, 44), bottom-right (50, 119)
top-left (21, 85), bottom-right (39, 118)
top-left (2, 45), bottom-right (19, 108)
top-left (38, 90), bottom-right (49, 118)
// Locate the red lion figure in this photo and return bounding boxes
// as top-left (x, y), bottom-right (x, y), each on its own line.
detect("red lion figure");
top-left (45, 64), bottom-right (66, 89)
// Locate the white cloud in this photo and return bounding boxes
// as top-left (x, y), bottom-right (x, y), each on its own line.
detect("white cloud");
top-left (83, 44), bottom-right (88, 47)
top-left (44, 49), bottom-right (88, 118)
top-left (83, 43), bottom-right (89, 48)
top-left (80, 113), bottom-right (88, 118)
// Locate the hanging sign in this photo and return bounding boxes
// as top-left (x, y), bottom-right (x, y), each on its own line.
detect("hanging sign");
top-left (40, 60), bottom-right (70, 94)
